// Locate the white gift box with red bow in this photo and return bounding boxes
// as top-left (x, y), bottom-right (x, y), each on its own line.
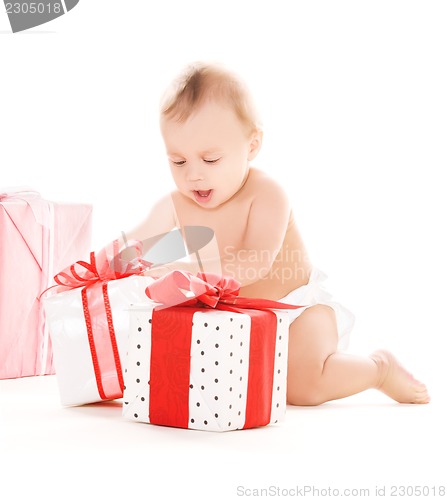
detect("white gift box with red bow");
top-left (122, 271), bottom-right (294, 431)
top-left (43, 242), bottom-right (154, 406)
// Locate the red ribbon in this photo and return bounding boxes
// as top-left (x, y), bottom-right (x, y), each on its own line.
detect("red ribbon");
top-left (145, 271), bottom-right (303, 429)
top-left (53, 239), bottom-right (151, 401)
top-left (54, 239), bottom-right (150, 290)
top-left (149, 307), bottom-right (196, 428)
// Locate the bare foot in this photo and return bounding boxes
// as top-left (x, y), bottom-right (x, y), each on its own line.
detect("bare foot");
top-left (370, 349), bottom-right (430, 404)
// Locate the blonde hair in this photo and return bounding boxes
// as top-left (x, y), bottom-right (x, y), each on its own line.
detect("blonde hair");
top-left (160, 62), bottom-right (262, 134)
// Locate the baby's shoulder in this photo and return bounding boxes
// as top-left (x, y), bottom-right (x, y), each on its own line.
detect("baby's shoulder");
top-left (246, 167), bottom-right (288, 199)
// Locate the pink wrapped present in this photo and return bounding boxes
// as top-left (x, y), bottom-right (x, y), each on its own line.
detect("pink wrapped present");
top-left (0, 188), bottom-right (92, 379)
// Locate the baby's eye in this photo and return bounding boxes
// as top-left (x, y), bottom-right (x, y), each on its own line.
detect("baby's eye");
top-left (203, 158), bottom-right (220, 164)
top-left (171, 159), bottom-right (186, 166)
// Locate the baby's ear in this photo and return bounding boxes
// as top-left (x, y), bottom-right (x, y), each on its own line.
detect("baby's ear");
top-left (248, 129), bottom-right (263, 161)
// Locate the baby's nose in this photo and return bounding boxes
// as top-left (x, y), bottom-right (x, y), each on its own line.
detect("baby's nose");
top-left (186, 164), bottom-right (205, 182)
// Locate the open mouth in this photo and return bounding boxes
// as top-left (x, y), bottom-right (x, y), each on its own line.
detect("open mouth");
top-left (193, 189), bottom-right (213, 203)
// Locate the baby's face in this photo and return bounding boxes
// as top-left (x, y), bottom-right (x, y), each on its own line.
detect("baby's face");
top-left (160, 100), bottom-right (259, 209)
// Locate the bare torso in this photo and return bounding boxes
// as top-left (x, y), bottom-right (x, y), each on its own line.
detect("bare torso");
top-left (170, 168), bottom-right (312, 300)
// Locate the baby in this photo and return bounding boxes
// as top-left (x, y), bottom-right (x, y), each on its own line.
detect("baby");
top-left (125, 62), bottom-right (429, 406)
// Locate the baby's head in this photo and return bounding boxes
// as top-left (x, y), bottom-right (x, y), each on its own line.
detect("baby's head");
top-left (160, 62), bottom-right (263, 208)
top-left (160, 62), bottom-right (261, 135)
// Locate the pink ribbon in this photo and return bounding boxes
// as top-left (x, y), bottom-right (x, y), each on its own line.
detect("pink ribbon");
top-left (0, 189), bottom-right (51, 228)
top-left (146, 270), bottom-right (304, 311)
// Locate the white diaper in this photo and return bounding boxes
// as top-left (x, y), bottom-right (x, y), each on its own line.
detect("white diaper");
top-left (277, 268), bottom-right (355, 351)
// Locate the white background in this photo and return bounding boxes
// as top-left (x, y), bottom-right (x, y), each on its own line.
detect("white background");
top-left (1, 1), bottom-right (446, 498)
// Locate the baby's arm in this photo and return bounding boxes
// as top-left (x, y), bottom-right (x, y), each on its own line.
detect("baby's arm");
top-left (125, 193), bottom-right (176, 242)
top-left (221, 176), bottom-right (291, 286)
top-left (118, 193), bottom-right (177, 265)
top-left (121, 194), bottom-right (220, 277)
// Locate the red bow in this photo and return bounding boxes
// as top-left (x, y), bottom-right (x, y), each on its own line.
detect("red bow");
top-left (53, 239), bottom-right (151, 290)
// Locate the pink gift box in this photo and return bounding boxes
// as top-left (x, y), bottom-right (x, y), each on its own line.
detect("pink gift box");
top-left (0, 188), bottom-right (92, 379)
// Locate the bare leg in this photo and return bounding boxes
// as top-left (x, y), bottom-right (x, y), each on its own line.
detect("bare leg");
top-left (287, 304), bottom-right (430, 406)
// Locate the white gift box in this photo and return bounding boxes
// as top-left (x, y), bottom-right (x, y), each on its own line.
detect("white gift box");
top-left (44, 275), bottom-right (155, 406)
top-left (122, 304), bottom-right (289, 431)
